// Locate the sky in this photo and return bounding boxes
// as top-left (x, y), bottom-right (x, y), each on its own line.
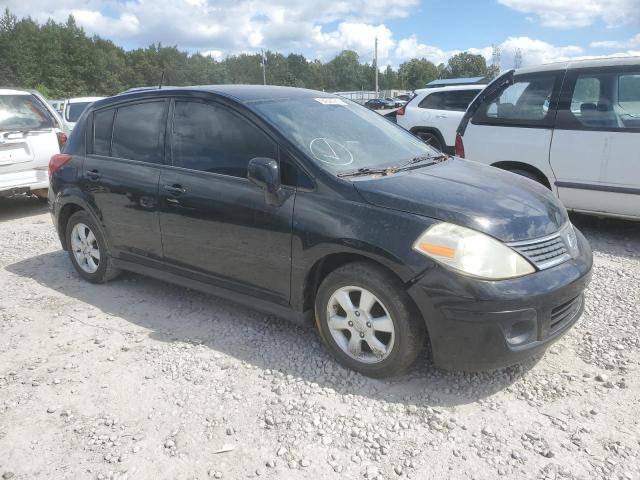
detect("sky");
top-left (3, 0), bottom-right (640, 69)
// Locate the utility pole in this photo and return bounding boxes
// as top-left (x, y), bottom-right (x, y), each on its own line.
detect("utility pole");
top-left (261, 49), bottom-right (266, 85)
top-left (374, 37), bottom-right (379, 97)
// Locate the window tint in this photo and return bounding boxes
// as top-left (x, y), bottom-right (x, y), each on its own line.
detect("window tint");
top-left (480, 74), bottom-right (555, 124)
top-left (419, 92), bottom-right (444, 109)
top-left (66, 102), bottom-right (92, 122)
top-left (419, 90), bottom-right (482, 111)
top-left (112, 101), bottom-right (166, 163)
top-left (566, 71), bottom-right (640, 130)
top-left (171, 101), bottom-right (277, 177)
top-left (93, 109), bottom-right (114, 156)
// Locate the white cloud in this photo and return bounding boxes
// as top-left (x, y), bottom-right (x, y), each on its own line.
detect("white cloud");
top-left (394, 36), bottom-right (449, 65)
top-left (1, 0), bottom-right (638, 72)
top-left (591, 34), bottom-right (640, 49)
top-left (70, 10), bottom-right (140, 37)
top-left (498, 0), bottom-right (640, 28)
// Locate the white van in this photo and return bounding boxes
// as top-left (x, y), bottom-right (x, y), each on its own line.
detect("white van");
top-left (456, 57), bottom-right (640, 220)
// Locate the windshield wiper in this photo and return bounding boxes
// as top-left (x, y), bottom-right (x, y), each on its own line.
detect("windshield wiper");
top-left (337, 153), bottom-right (449, 179)
top-left (395, 153), bottom-right (449, 170)
top-left (337, 167), bottom-right (396, 178)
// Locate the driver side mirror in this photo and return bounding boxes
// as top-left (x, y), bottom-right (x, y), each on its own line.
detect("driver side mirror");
top-left (247, 157), bottom-right (284, 206)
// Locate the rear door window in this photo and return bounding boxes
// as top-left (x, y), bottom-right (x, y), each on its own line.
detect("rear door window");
top-left (92, 109), bottom-right (115, 156)
top-left (0, 94), bottom-right (54, 131)
top-left (442, 90), bottom-right (481, 111)
top-left (171, 101), bottom-right (277, 178)
top-left (556, 68), bottom-right (640, 131)
top-left (473, 73), bottom-right (559, 127)
top-left (111, 101), bottom-right (167, 163)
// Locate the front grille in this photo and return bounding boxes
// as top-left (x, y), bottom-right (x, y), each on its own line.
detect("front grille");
top-left (550, 295), bottom-right (583, 331)
top-left (508, 232), bottom-right (571, 270)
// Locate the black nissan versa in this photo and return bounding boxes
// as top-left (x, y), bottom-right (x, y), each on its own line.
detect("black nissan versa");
top-left (48, 85), bottom-right (593, 377)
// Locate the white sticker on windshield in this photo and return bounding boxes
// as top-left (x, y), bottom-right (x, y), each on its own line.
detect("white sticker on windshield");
top-left (314, 97), bottom-right (347, 105)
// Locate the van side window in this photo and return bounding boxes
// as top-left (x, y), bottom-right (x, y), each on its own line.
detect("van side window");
top-left (171, 101), bottom-right (277, 178)
top-left (111, 101), bottom-right (167, 163)
top-left (475, 73), bottom-right (557, 126)
top-left (93, 109), bottom-right (114, 156)
top-left (566, 71), bottom-right (640, 130)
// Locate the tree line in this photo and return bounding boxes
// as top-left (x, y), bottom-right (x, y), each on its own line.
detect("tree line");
top-left (0, 9), bottom-right (499, 99)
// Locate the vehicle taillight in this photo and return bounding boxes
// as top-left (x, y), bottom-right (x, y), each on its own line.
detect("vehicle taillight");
top-left (56, 131), bottom-right (68, 150)
top-left (396, 105), bottom-right (406, 116)
top-left (455, 133), bottom-right (465, 158)
top-left (49, 153), bottom-right (72, 177)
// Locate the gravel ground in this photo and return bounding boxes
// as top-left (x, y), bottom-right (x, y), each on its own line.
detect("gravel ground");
top-left (0, 195), bottom-right (639, 480)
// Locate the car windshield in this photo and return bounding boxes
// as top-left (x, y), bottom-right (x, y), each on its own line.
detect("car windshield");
top-left (253, 96), bottom-right (438, 174)
top-left (0, 94), bottom-right (54, 131)
top-left (66, 101), bottom-right (92, 122)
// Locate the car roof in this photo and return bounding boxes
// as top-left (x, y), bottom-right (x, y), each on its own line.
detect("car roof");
top-left (106, 85), bottom-right (334, 107)
top-left (66, 96), bottom-right (106, 103)
top-left (516, 55), bottom-right (640, 74)
top-left (0, 88), bottom-right (32, 96)
top-left (414, 85), bottom-right (485, 94)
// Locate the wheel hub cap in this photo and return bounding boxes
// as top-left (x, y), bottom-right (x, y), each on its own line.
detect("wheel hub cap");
top-left (326, 286), bottom-right (395, 364)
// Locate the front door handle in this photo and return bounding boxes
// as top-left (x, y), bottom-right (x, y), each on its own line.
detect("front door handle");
top-left (436, 114), bottom-right (448, 118)
top-left (86, 169), bottom-right (101, 180)
top-left (164, 184), bottom-right (186, 196)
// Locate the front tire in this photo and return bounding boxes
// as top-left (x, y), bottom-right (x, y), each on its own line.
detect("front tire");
top-left (315, 262), bottom-right (425, 378)
top-left (65, 211), bottom-right (120, 284)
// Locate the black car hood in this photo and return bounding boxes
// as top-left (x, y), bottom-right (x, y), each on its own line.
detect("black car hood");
top-left (353, 158), bottom-right (568, 242)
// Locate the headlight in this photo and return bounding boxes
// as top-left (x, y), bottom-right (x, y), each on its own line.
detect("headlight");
top-left (413, 222), bottom-right (535, 280)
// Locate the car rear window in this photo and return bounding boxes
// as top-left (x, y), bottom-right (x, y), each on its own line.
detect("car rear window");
top-left (0, 94), bottom-right (54, 131)
top-left (66, 102), bottom-right (92, 122)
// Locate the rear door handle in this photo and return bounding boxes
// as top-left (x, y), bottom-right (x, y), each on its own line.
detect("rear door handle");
top-left (86, 169), bottom-right (101, 180)
top-left (436, 114), bottom-right (448, 118)
top-left (164, 184), bottom-right (185, 196)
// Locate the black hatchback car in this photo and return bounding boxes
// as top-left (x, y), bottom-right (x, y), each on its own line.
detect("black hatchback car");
top-left (49, 85), bottom-right (592, 377)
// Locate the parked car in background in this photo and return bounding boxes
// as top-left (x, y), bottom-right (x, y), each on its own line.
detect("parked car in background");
top-left (62, 96), bottom-right (105, 130)
top-left (49, 85), bottom-right (591, 377)
top-left (48, 99), bottom-right (64, 113)
top-left (0, 88), bottom-right (66, 199)
top-left (386, 97), bottom-right (406, 108)
top-left (396, 94), bottom-right (412, 102)
top-left (456, 57), bottom-right (640, 220)
top-left (364, 98), bottom-right (392, 110)
top-left (397, 84), bottom-right (485, 152)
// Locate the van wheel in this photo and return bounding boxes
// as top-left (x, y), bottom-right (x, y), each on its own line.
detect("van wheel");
top-left (315, 262), bottom-right (425, 378)
top-left (65, 211), bottom-right (120, 284)
top-left (416, 132), bottom-right (443, 151)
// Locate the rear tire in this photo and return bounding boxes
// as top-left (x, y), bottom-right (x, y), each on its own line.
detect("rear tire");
top-left (416, 132), bottom-right (443, 151)
top-left (508, 168), bottom-right (548, 188)
top-left (65, 211), bottom-right (120, 284)
top-left (315, 262), bottom-right (425, 378)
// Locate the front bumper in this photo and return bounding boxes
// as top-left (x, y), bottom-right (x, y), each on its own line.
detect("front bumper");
top-left (407, 228), bottom-right (593, 371)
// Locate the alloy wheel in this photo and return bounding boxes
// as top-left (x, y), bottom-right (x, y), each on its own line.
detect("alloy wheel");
top-left (326, 286), bottom-right (395, 364)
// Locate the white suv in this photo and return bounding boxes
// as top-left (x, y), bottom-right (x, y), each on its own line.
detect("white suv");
top-left (396, 85), bottom-right (485, 152)
top-left (0, 89), bottom-right (65, 199)
top-left (456, 57), bottom-right (640, 220)
top-left (62, 96), bottom-right (105, 131)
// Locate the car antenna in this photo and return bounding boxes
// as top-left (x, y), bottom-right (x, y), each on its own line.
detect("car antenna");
top-left (158, 71), bottom-right (165, 89)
